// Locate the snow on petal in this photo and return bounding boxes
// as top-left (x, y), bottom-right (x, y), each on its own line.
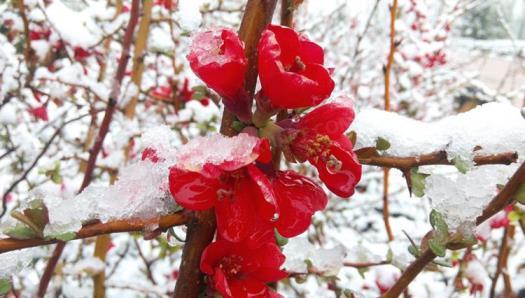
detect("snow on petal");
top-left (175, 133), bottom-right (261, 172)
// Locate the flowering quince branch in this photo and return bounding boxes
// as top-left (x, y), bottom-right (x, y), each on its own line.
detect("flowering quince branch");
top-left (383, 161), bottom-right (525, 298)
top-left (0, 213), bottom-right (188, 254)
top-left (171, 0), bottom-right (363, 296)
top-left (173, 1), bottom-right (279, 297)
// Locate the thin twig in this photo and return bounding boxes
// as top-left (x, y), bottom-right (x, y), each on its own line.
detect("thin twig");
top-left (382, 0), bottom-right (398, 243)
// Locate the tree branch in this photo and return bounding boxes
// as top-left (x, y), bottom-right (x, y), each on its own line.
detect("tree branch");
top-left (358, 150), bottom-right (518, 170)
top-left (0, 213), bottom-right (188, 254)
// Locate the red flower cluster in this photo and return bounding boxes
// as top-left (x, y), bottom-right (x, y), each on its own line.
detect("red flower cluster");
top-left (173, 24), bottom-right (362, 297)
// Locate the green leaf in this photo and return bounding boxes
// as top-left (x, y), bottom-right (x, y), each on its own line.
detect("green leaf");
top-left (357, 267), bottom-right (367, 279)
top-left (432, 259), bottom-right (452, 267)
top-left (515, 184), bottom-right (525, 204)
top-left (428, 239), bottom-right (446, 257)
top-left (0, 279), bottom-right (11, 295)
top-left (274, 229), bottom-right (288, 247)
top-left (231, 121), bottom-right (246, 133)
top-left (508, 210), bottom-right (521, 222)
top-left (191, 91), bottom-right (207, 100)
top-left (408, 244), bottom-right (419, 257)
top-left (428, 210), bottom-right (449, 257)
top-left (452, 157), bottom-right (469, 174)
top-left (429, 210), bottom-right (448, 234)
top-left (375, 137), bottom-right (391, 151)
top-left (191, 85), bottom-right (208, 94)
top-left (4, 225), bottom-right (37, 240)
top-left (410, 168), bottom-right (427, 197)
top-left (23, 199), bottom-right (49, 231)
top-left (386, 248), bottom-right (393, 262)
top-left (54, 232), bottom-right (77, 241)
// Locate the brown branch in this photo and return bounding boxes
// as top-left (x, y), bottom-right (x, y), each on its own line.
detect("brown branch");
top-left (489, 224), bottom-right (515, 298)
top-left (0, 213), bottom-right (188, 254)
top-left (36, 1), bottom-right (141, 296)
top-left (173, 1), bottom-right (278, 297)
top-left (358, 150), bottom-right (518, 171)
top-left (476, 161), bottom-right (525, 225)
top-left (343, 260), bottom-right (390, 268)
top-left (382, 0), bottom-right (398, 243)
top-left (16, 0), bottom-right (36, 85)
top-left (382, 249), bottom-right (436, 298)
top-left (383, 160), bottom-right (525, 297)
top-left (383, 168), bottom-right (394, 241)
top-left (124, 0), bottom-right (153, 118)
top-left (93, 234), bottom-right (111, 298)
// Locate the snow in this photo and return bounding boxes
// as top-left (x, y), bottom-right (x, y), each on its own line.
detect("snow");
top-left (68, 257), bottom-right (106, 275)
top-left (283, 237), bottom-right (346, 276)
top-left (0, 248), bottom-right (37, 279)
top-left (10, 126), bottom-right (182, 237)
top-left (352, 102), bottom-right (525, 163)
top-left (426, 165), bottom-right (514, 230)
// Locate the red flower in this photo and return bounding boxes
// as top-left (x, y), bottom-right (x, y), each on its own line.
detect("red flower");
top-left (179, 78), bottom-right (194, 102)
top-left (272, 170), bottom-right (327, 237)
top-left (149, 85), bottom-right (172, 100)
top-left (282, 100), bottom-right (361, 197)
top-left (168, 134), bottom-right (277, 245)
top-left (29, 27), bottom-right (51, 41)
top-left (141, 147), bottom-right (161, 163)
top-left (73, 47), bottom-right (91, 61)
top-left (187, 28), bottom-right (250, 120)
top-left (257, 24), bottom-right (334, 109)
top-left (200, 240), bottom-right (287, 298)
top-left (154, 0), bottom-right (177, 10)
top-left (28, 105), bottom-right (49, 122)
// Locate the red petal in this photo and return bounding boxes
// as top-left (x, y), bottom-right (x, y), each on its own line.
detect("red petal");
top-left (273, 171), bottom-right (327, 237)
top-left (254, 138), bottom-right (272, 164)
top-left (168, 168), bottom-right (219, 210)
top-left (215, 177), bottom-right (256, 242)
top-left (187, 28), bottom-right (247, 99)
top-left (313, 144), bottom-right (362, 198)
top-left (213, 268), bottom-right (234, 298)
top-left (264, 24), bottom-right (300, 66)
top-left (29, 106), bottom-right (49, 121)
top-left (229, 279), bottom-right (268, 298)
top-left (200, 240), bottom-right (230, 274)
top-left (298, 102), bottom-right (355, 138)
top-left (299, 38), bottom-right (324, 64)
top-left (247, 165), bottom-right (278, 221)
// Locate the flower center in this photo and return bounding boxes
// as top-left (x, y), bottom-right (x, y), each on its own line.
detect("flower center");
top-left (305, 134), bottom-right (332, 162)
top-left (218, 255), bottom-right (244, 279)
top-left (286, 56), bottom-right (306, 73)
